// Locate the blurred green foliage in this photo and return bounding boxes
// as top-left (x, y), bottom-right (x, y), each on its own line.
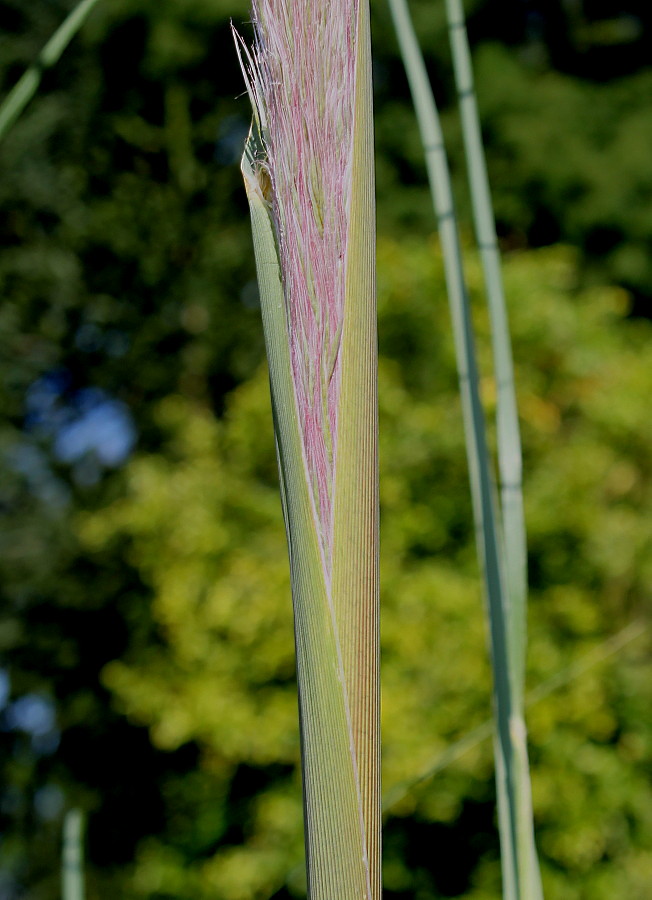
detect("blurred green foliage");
top-left (1, 0), bottom-right (651, 898)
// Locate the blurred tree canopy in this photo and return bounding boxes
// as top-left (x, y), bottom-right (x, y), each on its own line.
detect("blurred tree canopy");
top-left (0, 1), bottom-right (651, 898)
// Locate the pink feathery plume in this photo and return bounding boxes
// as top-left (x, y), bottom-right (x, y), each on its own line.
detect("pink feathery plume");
top-left (249, 0), bottom-right (358, 564)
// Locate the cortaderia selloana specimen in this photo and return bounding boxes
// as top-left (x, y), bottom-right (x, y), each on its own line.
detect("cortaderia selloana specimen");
top-left (235, 0), bottom-right (380, 898)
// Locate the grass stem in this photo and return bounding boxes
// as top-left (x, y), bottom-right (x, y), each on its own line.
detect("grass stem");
top-left (387, 0), bottom-right (541, 895)
top-left (0, 0), bottom-right (102, 142)
top-left (62, 809), bottom-right (85, 900)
